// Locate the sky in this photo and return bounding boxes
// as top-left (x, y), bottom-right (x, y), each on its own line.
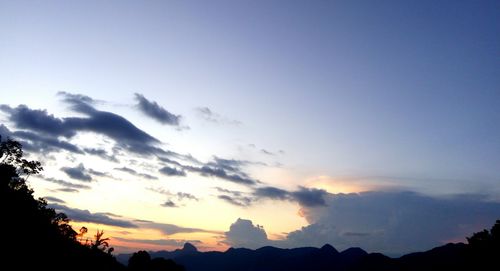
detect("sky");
top-left (0, 0), bottom-right (499, 256)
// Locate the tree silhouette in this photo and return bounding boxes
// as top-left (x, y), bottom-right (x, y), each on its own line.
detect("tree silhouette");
top-left (0, 136), bottom-right (124, 270)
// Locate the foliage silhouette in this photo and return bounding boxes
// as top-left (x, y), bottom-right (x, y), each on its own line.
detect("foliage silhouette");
top-left (1, 136), bottom-right (124, 270)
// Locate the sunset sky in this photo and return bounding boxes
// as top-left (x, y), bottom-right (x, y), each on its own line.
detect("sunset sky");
top-left (1, 0), bottom-right (499, 256)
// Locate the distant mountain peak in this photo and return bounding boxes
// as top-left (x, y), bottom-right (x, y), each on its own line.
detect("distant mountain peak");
top-left (182, 242), bottom-right (198, 252)
top-left (320, 244), bottom-right (339, 254)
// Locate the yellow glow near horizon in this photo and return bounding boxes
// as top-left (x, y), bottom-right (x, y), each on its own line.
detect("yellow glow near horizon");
top-left (304, 175), bottom-right (372, 194)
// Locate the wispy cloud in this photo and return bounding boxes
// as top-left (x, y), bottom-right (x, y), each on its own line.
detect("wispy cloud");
top-left (134, 93), bottom-right (181, 126)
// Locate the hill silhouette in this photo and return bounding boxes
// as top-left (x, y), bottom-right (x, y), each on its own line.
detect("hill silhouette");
top-left (2, 136), bottom-right (499, 270)
top-left (117, 223), bottom-right (499, 271)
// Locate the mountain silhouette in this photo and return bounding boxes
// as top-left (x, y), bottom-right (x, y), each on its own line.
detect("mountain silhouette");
top-left (118, 233), bottom-right (500, 271)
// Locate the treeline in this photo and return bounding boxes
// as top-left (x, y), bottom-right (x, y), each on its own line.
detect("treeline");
top-left (0, 137), bottom-right (183, 271)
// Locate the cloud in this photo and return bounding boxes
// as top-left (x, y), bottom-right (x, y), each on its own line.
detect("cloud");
top-left (254, 186), bottom-right (289, 200)
top-left (114, 237), bottom-right (201, 247)
top-left (42, 196), bottom-right (66, 204)
top-left (185, 165), bottom-right (257, 185)
top-left (134, 93), bottom-right (181, 126)
top-left (135, 220), bottom-right (220, 235)
top-left (254, 186), bottom-right (329, 207)
top-left (148, 187), bottom-right (198, 201)
top-left (0, 104), bottom-right (74, 137)
top-left (260, 149), bottom-right (275, 155)
top-left (115, 166), bottom-right (158, 180)
top-left (84, 148), bottom-right (118, 162)
top-left (285, 191), bottom-right (500, 255)
top-left (56, 188), bottom-right (80, 193)
top-left (218, 195), bottom-right (252, 207)
top-left (2, 93), bottom-right (165, 157)
top-left (159, 166), bottom-right (186, 177)
top-left (224, 218), bottom-right (269, 249)
top-left (40, 176), bottom-right (92, 190)
top-left (0, 124), bottom-right (82, 154)
top-left (161, 200), bottom-right (178, 208)
top-left (61, 163), bottom-right (92, 182)
top-left (290, 186), bottom-right (328, 207)
top-left (195, 107), bottom-right (241, 125)
top-left (49, 204), bottom-right (137, 228)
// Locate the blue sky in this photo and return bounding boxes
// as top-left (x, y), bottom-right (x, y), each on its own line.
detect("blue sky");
top-left (0, 0), bottom-right (499, 255)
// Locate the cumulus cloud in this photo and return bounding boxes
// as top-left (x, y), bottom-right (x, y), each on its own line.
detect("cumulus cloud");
top-left (224, 218), bottom-right (269, 249)
top-left (49, 204), bottom-right (137, 228)
top-left (290, 191), bottom-right (500, 255)
top-left (223, 191), bottom-right (500, 255)
top-left (134, 93), bottom-right (181, 126)
top-left (195, 107), bottom-right (241, 125)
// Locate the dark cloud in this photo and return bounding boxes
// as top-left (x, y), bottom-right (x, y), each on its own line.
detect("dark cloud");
top-left (59, 92), bottom-right (162, 154)
top-left (115, 166), bottom-right (158, 180)
top-left (61, 163), bottom-right (92, 182)
top-left (84, 148), bottom-right (118, 162)
top-left (40, 176), bottom-right (92, 190)
top-left (42, 196), bottom-right (66, 204)
top-left (0, 104), bottom-right (74, 137)
top-left (224, 218), bottom-right (268, 249)
top-left (0, 124), bottom-right (81, 154)
top-left (253, 186), bottom-right (328, 207)
top-left (56, 188), bottom-right (80, 193)
top-left (49, 204), bottom-right (137, 228)
top-left (157, 156), bottom-right (184, 167)
top-left (254, 186), bottom-right (289, 200)
top-left (218, 195), bottom-right (252, 207)
top-left (185, 165), bottom-right (257, 185)
top-left (161, 200), bottom-right (178, 208)
top-left (195, 107), bottom-right (241, 125)
top-left (208, 156), bottom-right (267, 172)
top-left (290, 186), bottom-right (328, 207)
top-left (12, 130), bottom-right (83, 154)
top-left (134, 93), bottom-right (181, 126)
top-left (159, 166), bottom-right (186, 177)
top-left (2, 93), bottom-right (165, 157)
